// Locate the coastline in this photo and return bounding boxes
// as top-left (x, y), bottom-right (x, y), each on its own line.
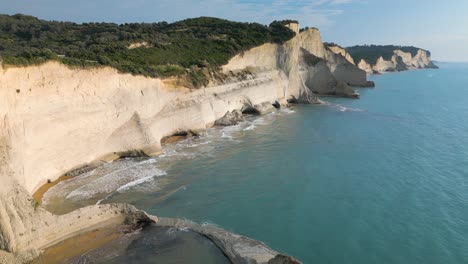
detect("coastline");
top-left (31, 224), bottom-right (132, 264)
top-left (0, 21), bottom-right (437, 263)
top-left (1, 58), bottom-right (305, 262)
top-left (32, 175), bottom-right (72, 205)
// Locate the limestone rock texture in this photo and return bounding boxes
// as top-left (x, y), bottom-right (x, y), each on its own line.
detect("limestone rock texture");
top-left (358, 59), bottom-right (374, 74)
top-left (224, 27), bottom-right (371, 99)
top-left (0, 22), bottom-right (369, 263)
top-left (328, 45), bottom-right (355, 65)
top-left (358, 49), bottom-right (438, 74)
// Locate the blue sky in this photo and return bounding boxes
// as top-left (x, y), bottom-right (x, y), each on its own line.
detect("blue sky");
top-left (1, 0), bottom-right (467, 61)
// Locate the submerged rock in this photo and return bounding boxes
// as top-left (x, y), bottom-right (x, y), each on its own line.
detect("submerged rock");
top-left (268, 254), bottom-right (302, 264)
top-left (154, 217), bottom-right (302, 264)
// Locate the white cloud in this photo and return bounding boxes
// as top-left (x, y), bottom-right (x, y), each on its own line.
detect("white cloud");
top-left (329, 0), bottom-right (354, 4)
top-left (151, 0), bottom-right (353, 29)
top-left (0, 0), bottom-right (353, 29)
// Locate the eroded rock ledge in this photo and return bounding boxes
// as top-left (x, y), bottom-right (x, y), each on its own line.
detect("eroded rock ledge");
top-left (154, 217), bottom-right (301, 264)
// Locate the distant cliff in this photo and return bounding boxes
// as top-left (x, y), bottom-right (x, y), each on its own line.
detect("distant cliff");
top-left (344, 45), bottom-right (438, 74)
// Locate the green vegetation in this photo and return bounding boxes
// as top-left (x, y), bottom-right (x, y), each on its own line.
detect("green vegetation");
top-left (324, 42), bottom-right (343, 48)
top-left (0, 14), bottom-right (296, 86)
top-left (300, 26), bottom-right (318, 33)
top-left (271, 20), bottom-right (299, 25)
top-left (31, 199), bottom-right (40, 210)
top-left (346, 45), bottom-right (430, 65)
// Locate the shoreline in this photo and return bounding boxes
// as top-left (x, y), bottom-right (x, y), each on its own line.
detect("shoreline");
top-left (30, 215), bottom-right (301, 264)
top-left (31, 107), bottom-right (304, 263)
top-left (32, 175), bottom-right (72, 205)
top-left (1, 23), bottom-right (415, 263)
top-left (31, 224), bottom-right (134, 264)
top-left (35, 106), bottom-right (291, 209)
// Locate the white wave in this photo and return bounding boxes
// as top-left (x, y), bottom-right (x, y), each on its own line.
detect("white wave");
top-left (221, 132), bottom-right (233, 139)
top-left (160, 149), bottom-right (195, 158)
top-left (65, 160), bottom-right (166, 200)
top-left (221, 124), bottom-right (242, 133)
top-left (281, 108), bottom-right (296, 114)
top-left (95, 193), bottom-right (113, 205)
top-left (47, 105), bottom-right (304, 206)
top-left (159, 149), bottom-right (177, 158)
top-left (252, 117), bottom-right (265, 125)
top-left (137, 158), bottom-right (157, 165)
top-left (201, 221), bottom-right (220, 228)
top-left (324, 102), bottom-right (366, 112)
top-left (177, 227), bottom-right (190, 232)
top-left (186, 140), bottom-right (212, 148)
top-left (116, 175), bottom-right (158, 192)
top-left (244, 125), bottom-right (256, 131)
top-left (340, 106), bottom-right (366, 112)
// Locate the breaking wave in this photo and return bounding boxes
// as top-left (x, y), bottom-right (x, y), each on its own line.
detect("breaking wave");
top-left (43, 107), bottom-right (300, 210)
top-left (324, 102), bottom-right (367, 112)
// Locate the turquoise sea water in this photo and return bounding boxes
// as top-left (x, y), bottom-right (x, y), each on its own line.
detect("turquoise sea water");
top-left (46, 63), bottom-right (468, 263)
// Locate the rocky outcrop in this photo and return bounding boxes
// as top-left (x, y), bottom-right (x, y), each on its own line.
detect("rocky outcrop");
top-left (0, 21), bottom-right (372, 263)
top-left (155, 217), bottom-right (301, 264)
top-left (328, 45), bottom-right (355, 65)
top-left (357, 49), bottom-right (438, 74)
top-left (0, 175), bottom-right (152, 262)
top-left (358, 59), bottom-right (374, 74)
top-left (215, 110), bottom-right (245, 126)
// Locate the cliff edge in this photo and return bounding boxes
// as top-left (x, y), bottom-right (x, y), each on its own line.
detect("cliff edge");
top-left (0, 21), bottom-right (370, 263)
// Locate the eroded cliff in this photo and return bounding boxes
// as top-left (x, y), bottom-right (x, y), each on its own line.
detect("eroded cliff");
top-left (356, 48), bottom-right (438, 74)
top-left (0, 22), bottom-right (370, 263)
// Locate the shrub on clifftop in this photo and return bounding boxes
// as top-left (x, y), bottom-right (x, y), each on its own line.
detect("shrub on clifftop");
top-left (0, 14), bottom-right (296, 82)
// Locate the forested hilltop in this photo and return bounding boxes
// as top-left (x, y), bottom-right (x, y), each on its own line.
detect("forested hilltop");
top-left (346, 45), bottom-right (431, 64)
top-left (0, 14), bottom-right (295, 85)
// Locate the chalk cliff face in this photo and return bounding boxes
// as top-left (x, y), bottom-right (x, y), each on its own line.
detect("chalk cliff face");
top-left (328, 45), bottom-right (355, 65)
top-left (358, 49), bottom-right (438, 74)
top-left (318, 43), bottom-right (373, 88)
top-left (225, 25), bottom-right (373, 98)
top-left (0, 22), bottom-right (370, 263)
top-left (358, 59), bottom-right (374, 75)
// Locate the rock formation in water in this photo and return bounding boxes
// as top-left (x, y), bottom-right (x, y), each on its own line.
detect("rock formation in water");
top-left (0, 20), bottom-right (371, 263)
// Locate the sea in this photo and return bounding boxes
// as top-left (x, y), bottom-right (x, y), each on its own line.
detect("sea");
top-left (44, 62), bottom-right (468, 263)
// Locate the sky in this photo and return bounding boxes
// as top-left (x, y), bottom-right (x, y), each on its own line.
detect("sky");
top-left (1, 0), bottom-right (467, 61)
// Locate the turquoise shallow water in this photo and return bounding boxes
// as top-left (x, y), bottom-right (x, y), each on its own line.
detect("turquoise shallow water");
top-left (46, 63), bottom-right (468, 263)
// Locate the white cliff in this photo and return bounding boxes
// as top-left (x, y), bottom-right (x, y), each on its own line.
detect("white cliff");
top-left (328, 45), bottom-right (356, 65)
top-left (0, 22), bottom-right (370, 263)
top-left (357, 48), bottom-right (438, 74)
top-left (358, 59), bottom-right (374, 74)
top-left (225, 25), bottom-right (373, 98)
